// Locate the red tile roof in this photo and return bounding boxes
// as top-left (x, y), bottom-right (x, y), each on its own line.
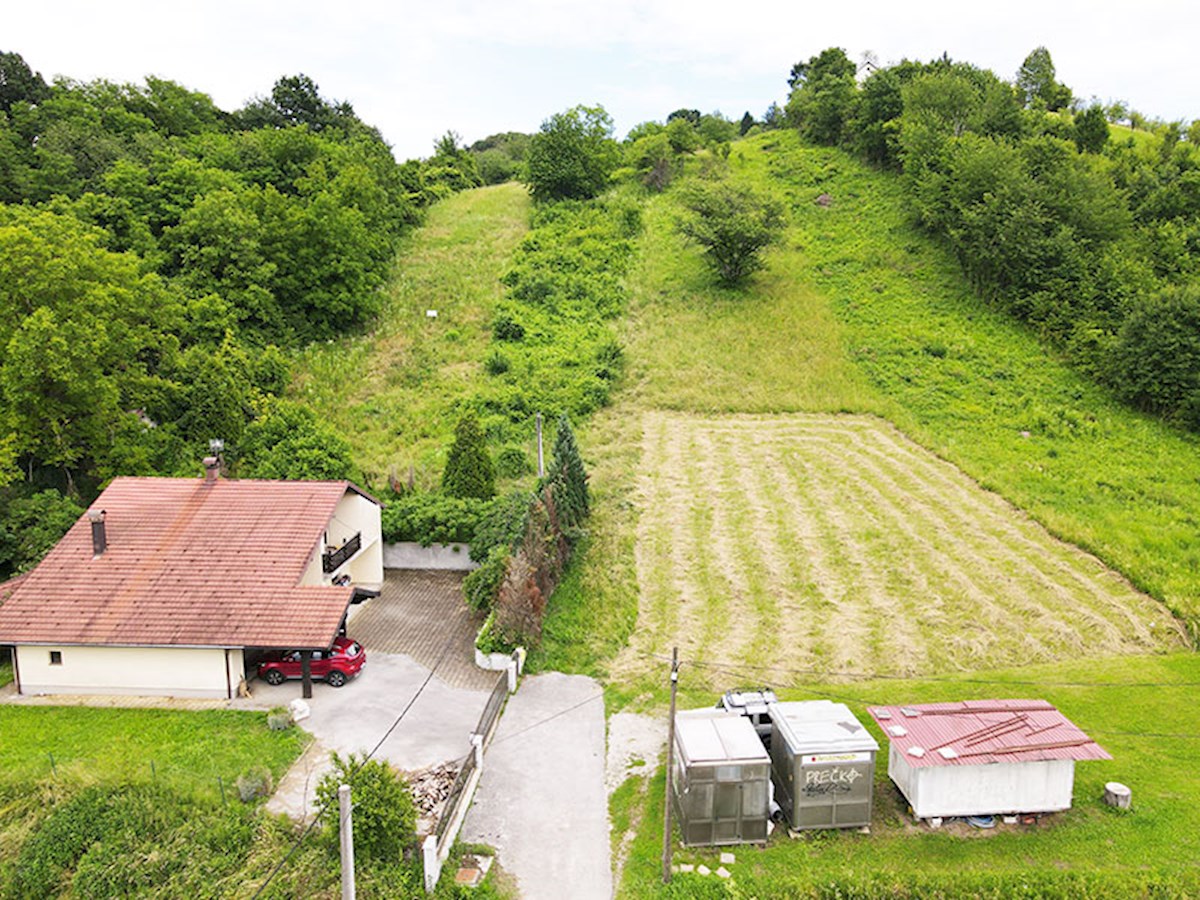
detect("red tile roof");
top-left (0, 476), bottom-right (376, 649)
top-left (867, 699), bottom-right (1110, 767)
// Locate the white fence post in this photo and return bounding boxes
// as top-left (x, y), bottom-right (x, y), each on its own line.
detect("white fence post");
top-left (471, 732), bottom-right (484, 767)
top-left (506, 658), bottom-right (518, 693)
top-left (423, 834), bottom-right (441, 894)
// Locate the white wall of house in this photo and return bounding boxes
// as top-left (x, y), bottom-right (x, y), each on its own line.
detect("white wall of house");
top-left (888, 744), bottom-right (1076, 818)
top-left (16, 645), bottom-right (244, 699)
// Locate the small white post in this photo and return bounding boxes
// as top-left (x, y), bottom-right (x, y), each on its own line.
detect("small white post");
top-left (506, 658), bottom-right (518, 694)
top-left (423, 834), bottom-right (440, 894)
top-left (471, 732), bottom-right (484, 767)
top-left (514, 646), bottom-right (526, 676)
top-left (339, 784), bottom-right (355, 900)
top-left (536, 412), bottom-right (544, 477)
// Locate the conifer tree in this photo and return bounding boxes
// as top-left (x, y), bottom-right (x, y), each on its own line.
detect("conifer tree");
top-left (548, 413), bottom-right (588, 529)
top-left (442, 414), bottom-right (495, 499)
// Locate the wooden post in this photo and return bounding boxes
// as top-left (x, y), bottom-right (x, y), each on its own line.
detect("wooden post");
top-left (339, 783), bottom-right (356, 900)
top-left (301, 650), bottom-right (313, 699)
top-left (662, 647), bottom-right (679, 884)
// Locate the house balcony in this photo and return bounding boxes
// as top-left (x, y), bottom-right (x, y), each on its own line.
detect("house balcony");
top-left (323, 532), bottom-right (362, 574)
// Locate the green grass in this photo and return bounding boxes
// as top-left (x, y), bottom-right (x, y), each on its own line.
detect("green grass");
top-left (735, 131), bottom-right (1200, 633)
top-left (290, 182), bottom-right (531, 488)
top-left (618, 652), bottom-right (1200, 897)
top-left (0, 706), bottom-right (308, 796)
top-left (0, 652), bottom-right (10, 688)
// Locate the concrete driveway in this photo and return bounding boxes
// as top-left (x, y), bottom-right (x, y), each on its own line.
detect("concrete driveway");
top-left (263, 569), bottom-right (497, 820)
top-left (462, 673), bottom-right (610, 900)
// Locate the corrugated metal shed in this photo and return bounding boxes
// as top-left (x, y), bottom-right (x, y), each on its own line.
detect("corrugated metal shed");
top-left (866, 699), bottom-right (1110, 767)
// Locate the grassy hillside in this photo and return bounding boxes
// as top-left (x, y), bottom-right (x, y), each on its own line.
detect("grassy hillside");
top-left (738, 131), bottom-right (1200, 634)
top-left (290, 182), bottom-right (531, 487)
top-left (538, 131), bottom-right (1200, 687)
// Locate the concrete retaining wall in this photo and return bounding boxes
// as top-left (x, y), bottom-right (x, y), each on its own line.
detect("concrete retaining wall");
top-left (382, 542), bottom-right (477, 571)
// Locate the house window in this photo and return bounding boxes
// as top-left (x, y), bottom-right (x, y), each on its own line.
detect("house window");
top-left (49, 650), bottom-right (62, 665)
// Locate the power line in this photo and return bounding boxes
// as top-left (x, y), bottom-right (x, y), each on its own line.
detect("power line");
top-left (251, 616), bottom-right (464, 898)
top-left (655, 652), bottom-right (1200, 741)
top-left (488, 691), bottom-right (604, 747)
top-left (639, 650), bottom-right (1200, 689)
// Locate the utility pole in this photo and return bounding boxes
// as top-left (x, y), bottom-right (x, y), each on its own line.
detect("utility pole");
top-left (339, 783), bottom-right (356, 900)
top-left (661, 647), bottom-right (679, 884)
top-left (536, 412), bottom-right (545, 478)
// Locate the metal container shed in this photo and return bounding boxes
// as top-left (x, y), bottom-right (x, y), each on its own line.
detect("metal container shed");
top-left (672, 709), bottom-right (771, 847)
top-left (867, 699), bottom-right (1111, 820)
top-left (769, 700), bottom-right (879, 829)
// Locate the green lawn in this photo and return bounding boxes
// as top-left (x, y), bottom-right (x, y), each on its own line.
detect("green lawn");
top-left (0, 706), bottom-right (308, 796)
top-left (290, 182), bottom-right (531, 488)
top-left (618, 652), bottom-right (1200, 897)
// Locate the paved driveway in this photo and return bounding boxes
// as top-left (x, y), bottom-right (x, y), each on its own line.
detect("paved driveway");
top-left (264, 569), bottom-right (496, 820)
top-left (463, 673), bottom-right (610, 900)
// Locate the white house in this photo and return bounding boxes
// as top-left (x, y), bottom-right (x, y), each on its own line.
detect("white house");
top-left (0, 464), bottom-right (383, 699)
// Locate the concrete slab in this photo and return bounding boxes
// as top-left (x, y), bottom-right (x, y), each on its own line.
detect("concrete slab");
top-left (463, 673), bottom-right (610, 900)
top-left (259, 652), bottom-right (492, 819)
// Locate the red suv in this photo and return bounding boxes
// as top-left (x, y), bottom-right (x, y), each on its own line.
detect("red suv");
top-left (258, 637), bottom-right (366, 688)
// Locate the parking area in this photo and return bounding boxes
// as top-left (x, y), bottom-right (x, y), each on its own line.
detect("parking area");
top-left (263, 568), bottom-right (496, 819)
top-left (347, 569), bottom-right (496, 691)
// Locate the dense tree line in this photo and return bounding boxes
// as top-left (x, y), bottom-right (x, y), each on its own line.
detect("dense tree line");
top-left (784, 47), bottom-right (1200, 428)
top-left (0, 51), bottom-right (478, 576)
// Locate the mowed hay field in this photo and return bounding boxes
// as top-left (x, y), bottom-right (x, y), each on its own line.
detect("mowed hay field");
top-left (618, 411), bottom-right (1185, 686)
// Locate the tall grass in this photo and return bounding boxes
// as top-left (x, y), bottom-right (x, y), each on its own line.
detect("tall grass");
top-left (290, 183), bottom-right (531, 488)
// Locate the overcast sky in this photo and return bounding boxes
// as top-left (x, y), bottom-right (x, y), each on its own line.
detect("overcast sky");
top-left (7, 1), bottom-right (1197, 160)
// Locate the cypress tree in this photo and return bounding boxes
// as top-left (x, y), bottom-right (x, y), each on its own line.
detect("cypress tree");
top-left (442, 414), bottom-right (495, 500)
top-left (548, 413), bottom-right (588, 529)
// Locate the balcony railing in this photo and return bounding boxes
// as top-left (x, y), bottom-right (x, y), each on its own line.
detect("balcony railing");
top-left (323, 532), bottom-right (362, 574)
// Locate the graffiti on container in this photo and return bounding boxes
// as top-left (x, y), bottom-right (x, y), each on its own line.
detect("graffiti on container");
top-left (802, 766), bottom-right (863, 797)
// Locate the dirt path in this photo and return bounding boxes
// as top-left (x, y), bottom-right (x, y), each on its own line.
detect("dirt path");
top-left (613, 412), bottom-right (1185, 688)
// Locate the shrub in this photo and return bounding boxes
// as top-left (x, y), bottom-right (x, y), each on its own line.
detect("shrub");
top-left (676, 177), bottom-right (786, 285)
top-left (380, 492), bottom-right (494, 545)
top-left (316, 752), bottom-right (416, 865)
top-left (235, 766), bottom-right (273, 802)
top-left (471, 490), bottom-right (533, 559)
top-left (266, 707), bottom-right (293, 731)
top-left (495, 444), bottom-right (532, 478)
top-left (442, 414), bottom-right (495, 500)
top-left (464, 546), bottom-right (510, 613)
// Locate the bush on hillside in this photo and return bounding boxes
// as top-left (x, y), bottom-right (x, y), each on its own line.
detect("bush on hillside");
top-left (442, 414), bottom-right (495, 500)
top-left (676, 178), bottom-right (786, 286)
top-left (380, 492), bottom-right (494, 545)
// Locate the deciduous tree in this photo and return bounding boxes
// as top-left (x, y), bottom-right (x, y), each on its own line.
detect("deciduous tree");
top-left (525, 105), bottom-right (620, 202)
top-left (675, 178), bottom-right (785, 285)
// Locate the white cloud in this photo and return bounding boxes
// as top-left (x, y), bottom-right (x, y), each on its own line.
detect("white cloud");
top-left (6, 0), bottom-right (1197, 159)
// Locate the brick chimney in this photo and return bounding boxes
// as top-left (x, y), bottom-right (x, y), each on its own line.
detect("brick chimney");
top-left (88, 509), bottom-right (107, 557)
